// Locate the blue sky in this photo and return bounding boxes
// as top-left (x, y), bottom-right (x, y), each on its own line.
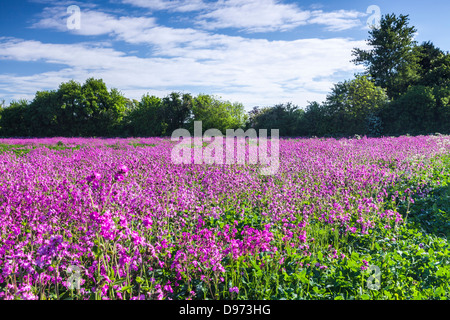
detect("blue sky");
top-left (1, 0), bottom-right (449, 109)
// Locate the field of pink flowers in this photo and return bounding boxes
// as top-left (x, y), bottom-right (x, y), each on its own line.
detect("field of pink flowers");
top-left (0, 135), bottom-right (449, 300)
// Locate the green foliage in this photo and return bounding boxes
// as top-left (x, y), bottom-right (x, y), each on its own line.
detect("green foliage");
top-left (80, 78), bottom-right (127, 136)
top-left (299, 101), bottom-right (327, 137)
top-left (128, 142), bottom-right (156, 148)
top-left (191, 94), bottom-right (247, 134)
top-left (381, 85), bottom-right (450, 135)
top-left (321, 76), bottom-right (388, 136)
top-left (249, 103), bottom-right (304, 137)
top-left (352, 13), bottom-right (420, 99)
top-left (123, 94), bottom-right (165, 137)
top-left (0, 142), bottom-right (81, 156)
top-left (161, 92), bottom-right (193, 134)
top-left (0, 99), bottom-right (29, 137)
top-left (416, 42), bottom-right (450, 87)
top-left (0, 78), bottom-right (127, 137)
top-left (56, 80), bottom-right (84, 136)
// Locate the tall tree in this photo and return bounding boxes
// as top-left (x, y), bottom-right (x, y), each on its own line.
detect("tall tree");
top-left (416, 43), bottom-right (450, 87)
top-left (381, 85), bottom-right (436, 135)
top-left (57, 80), bottom-right (84, 136)
top-left (352, 13), bottom-right (420, 99)
top-left (300, 101), bottom-right (328, 137)
top-left (27, 90), bottom-right (60, 137)
top-left (80, 78), bottom-right (126, 136)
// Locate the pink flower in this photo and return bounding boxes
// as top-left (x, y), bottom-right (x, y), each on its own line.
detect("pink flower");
top-left (118, 165), bottom-right (128, 173)
top-left (86, 171), bottom-right (101, 183)
top-left (142, 217), bottom-right (153, 229)
top-left (164, 284), bottom-right (173, 293)
top-left (114, 165), bottom-right (129, 181)
top-left (114, 173), bottom-right (125, 181)
top-left (229, 287), bottom-right (239, 294)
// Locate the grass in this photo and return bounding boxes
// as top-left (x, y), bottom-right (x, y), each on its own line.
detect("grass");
top-left (0, 142), bottom-right (81, 156)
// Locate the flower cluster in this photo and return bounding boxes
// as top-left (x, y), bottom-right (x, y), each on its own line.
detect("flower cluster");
top-left (114, 165), bottom-right (129, 182)
top-left (0, 135), bottom-right (448, 300)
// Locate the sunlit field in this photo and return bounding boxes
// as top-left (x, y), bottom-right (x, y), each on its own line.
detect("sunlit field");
top-left (0, 135), bottom-right (449, 300)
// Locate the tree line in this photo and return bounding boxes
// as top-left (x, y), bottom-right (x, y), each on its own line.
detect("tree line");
top-left (0, 80), bottom-right (247, 138)
top-left (0, 13), bottom-right (449, 138)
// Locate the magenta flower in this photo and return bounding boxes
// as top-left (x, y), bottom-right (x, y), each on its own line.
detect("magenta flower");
top-left (142, 217), bottom-right (153, 229)
top-left (229, 287), bottom-right (239, 294)
top-left (86, 171), bottom-right (101, 183)
top-left (114, 173), bottom-right (125, 181)
top-left (117, 165), bottom-right (129, 175)
top-left (0, 135), bottom-right (448, 300)
top-left (164, 284), bottom-right (173, 294)
top-left (114, 164), bottom-right (129, 181)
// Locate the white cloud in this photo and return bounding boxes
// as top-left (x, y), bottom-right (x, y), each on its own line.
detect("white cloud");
top-left (195, 0), bottom-right (364, 33)
top-left (0, 35), bottom-right (367, 107)
top-left (196, 0), bottom-right (311, 32)
top-left (119, 0), bottom-right (366, 33)
top-left (121, 0), bottom-right (207, 12)
top-left (1, 1), bottom-right (371, 107)
top-left (32, 7), bottom-right (157, 36)
top-left (309, 10), bottom-right (365, 31)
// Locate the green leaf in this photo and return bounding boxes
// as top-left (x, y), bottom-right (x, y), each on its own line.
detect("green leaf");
top-left (317, 251), bottom-right (323, 261)
top-left (250, 259), bottom-right (263, 277)
top-left (119, 285), bottom-right (134, 293)
top-left (361, 294), bottom-right (371, 300)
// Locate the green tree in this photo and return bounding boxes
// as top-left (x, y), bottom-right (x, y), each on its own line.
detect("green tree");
top-left (80, 78), bottom-right (127, 136)
top-left (125, 94), bottom-right (165, 137)
top-left (191, 94), bottom-right (247, 134)
top-left (432, 84), bottom-right (450, 133)
top-left (416, 42), bottom-right (444, 78)
top-left (249, 103), bottom-right (304, 137)
top-left (381, 85), bottom-right (436, 135)
top-left (300, 101), bottom-right (328, 137)
top-left (56, 80), bottom-right (84, 136)
top-left (161, 92), bottom-right (193, 134)
top-left (352, 13), bottom-right (420, 99)
top-left (27, 90), bottom-right (60, 137)
top-left (322, 76), bottom-right (388, 136)
top-left (416, 44), bottom-right (450, 87)
top-left (0, 100), bottom-right (29, 137)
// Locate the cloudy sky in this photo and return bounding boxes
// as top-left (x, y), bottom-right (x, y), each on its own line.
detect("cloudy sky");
top-left (1, 0), bottom-right (449, 109)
